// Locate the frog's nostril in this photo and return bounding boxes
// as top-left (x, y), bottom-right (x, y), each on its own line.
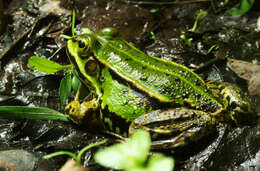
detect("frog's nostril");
top-left (230, 101), bottom-right (238, 110)
top-left (72, 37), bottom-right (78, 42)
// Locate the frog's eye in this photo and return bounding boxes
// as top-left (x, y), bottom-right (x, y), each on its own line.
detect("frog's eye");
top-left (78, 39), bottom-right (88, 49)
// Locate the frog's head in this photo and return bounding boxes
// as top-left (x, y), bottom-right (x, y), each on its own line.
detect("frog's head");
top-left (66, 34), bottom-right (101, 95)
top-left (67, 34), bottom-right (95, 58)
top-left (66, 27), bottom-right (119, 61)
top-left (221, 83), bottom-right (256, 125)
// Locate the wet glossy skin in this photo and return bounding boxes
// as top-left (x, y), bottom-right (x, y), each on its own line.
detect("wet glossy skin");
top-left (65, 27), bottom-right (254, 149)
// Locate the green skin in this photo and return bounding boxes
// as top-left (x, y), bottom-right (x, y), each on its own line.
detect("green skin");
top-left (65, 27), bottom-right (254, 149)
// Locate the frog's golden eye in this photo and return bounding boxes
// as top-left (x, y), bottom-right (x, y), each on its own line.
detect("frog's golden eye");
top-left (78, 39), bottom-right (87, 49)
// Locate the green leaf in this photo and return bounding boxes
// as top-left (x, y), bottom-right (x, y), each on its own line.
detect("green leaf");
top-left (188, 10), bottom-right (207, 32)
top-left (59, 73), bottom-right (72, 105)
top-left (150, 32), bottom-right (156, 41)
top-left (150, 8), bottom-right (159, 13)
top-left (71, 69), bottom-right (81, 93)
top-left (145, 153), bottom-right (174, 171)
top-left (128, 130), bottom-right (151, 164)
top-left (95, 143), bottom-right (134, 170)
top-left (227, 0), bottom-right (254, 16)
top-left (71, 74), bottom-right (80, 93)
top-left (127, 153), bottom-right (174, 171)
top-left (180, 34), bottom-right (193, 47)
top-left (94, 130), bottom-right (151, 170)
top-left (28, 56), bottom-right (71, 74)
top-left (0, 106), bottom-right (68, 121)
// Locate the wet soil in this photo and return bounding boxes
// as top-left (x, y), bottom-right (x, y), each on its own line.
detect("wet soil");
top-left (0, 0), bottom-right (259, 170)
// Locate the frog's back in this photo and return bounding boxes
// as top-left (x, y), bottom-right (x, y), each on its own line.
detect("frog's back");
top-left (94, 28), bottom-right (223, 113)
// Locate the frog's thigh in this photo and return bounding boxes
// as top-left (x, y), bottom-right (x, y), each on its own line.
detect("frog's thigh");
top-left (129, 108), bottom-right (216, 149)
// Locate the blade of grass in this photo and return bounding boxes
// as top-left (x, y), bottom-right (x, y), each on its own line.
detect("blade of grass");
top-left (0, 106), bottom-right (68, 121)
top-left (72, 9), bottom-right (76, 36)
top-left (76, 139), bottom-right (107, 163)
top-left (188, 10), bottom-right (207, 32)
top-left (43, 151), bottom-right (76, 160)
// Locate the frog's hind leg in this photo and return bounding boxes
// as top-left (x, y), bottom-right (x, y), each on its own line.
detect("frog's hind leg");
top-left (129, 108), bottom-right (217, 149)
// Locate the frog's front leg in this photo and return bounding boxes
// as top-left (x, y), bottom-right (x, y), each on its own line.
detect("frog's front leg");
top-left (65, 98), bottom-right (98, 124)
top-left (129, 108), bottom-right (217, 149)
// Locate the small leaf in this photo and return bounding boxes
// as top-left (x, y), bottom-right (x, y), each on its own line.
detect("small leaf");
top-left (145, 153), bottom-right (174, 171)
top-left (180, 34), bottom-right (192, 47)
top-left (188, 10), bottom-right (207, 33)
top-left (0, 106), bottom-right (68, 121)
top-left (71, 75), bottom-right (80, 93)
top-left (71, 69), bottom-right (81, 93)
top-left (150, 32), bottom-right (156, 41)
top-left (95, 143), bottom-right (133, 170)
top-left (59, 73), bottom-right (72, 105)
top-left (94, 130), bottom-right (151, 170)
top-left (28, 56), bottom-right (71, 74)
top-left (227, 0), bottom-right (254, 16)
top-left (150, 8), bottom-right (159, 13)
top-left (128, 130), bottom-right (151, 164)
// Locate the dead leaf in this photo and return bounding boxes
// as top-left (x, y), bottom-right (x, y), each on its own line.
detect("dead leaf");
top-left (59, 159), bottom-right (89, 171)
top-left (227, 59), bottom-right (260, 95)
top-left (248, 71), bottom-right (260, 96)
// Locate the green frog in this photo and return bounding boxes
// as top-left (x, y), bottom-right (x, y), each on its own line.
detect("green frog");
top-left (65, 27), bottom-right (254, 149)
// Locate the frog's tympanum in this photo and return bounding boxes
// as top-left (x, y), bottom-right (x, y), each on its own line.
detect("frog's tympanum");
top-left (65, 28), bottom-right (255, 149)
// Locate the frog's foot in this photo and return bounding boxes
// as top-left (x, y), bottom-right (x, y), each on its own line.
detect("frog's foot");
top-left (129, 108), bottom-right (217, 149)
top-left (206, 81), bottom-right (255, 125)
top-left (65, 98), bottom-right (98, 124)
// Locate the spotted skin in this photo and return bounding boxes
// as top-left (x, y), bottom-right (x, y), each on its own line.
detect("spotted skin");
top-left (65, 27), bottom-right (255, 150)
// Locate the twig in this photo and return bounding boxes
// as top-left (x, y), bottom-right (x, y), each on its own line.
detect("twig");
top-left (123, 0), bottom-right (210, 5)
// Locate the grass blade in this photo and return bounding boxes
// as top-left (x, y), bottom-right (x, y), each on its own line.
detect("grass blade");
top-left (0, 106), bottom-right (68, 121)
top-left (72, 9), bottom-right (76, 36)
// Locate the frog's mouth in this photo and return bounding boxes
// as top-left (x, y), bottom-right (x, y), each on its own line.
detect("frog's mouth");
top-left (66, 39), bottom-right (102, 96)
top-left (66, 40), bottom-right (77, 66)
top-left (66, 40), bottom-right (86, 83)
